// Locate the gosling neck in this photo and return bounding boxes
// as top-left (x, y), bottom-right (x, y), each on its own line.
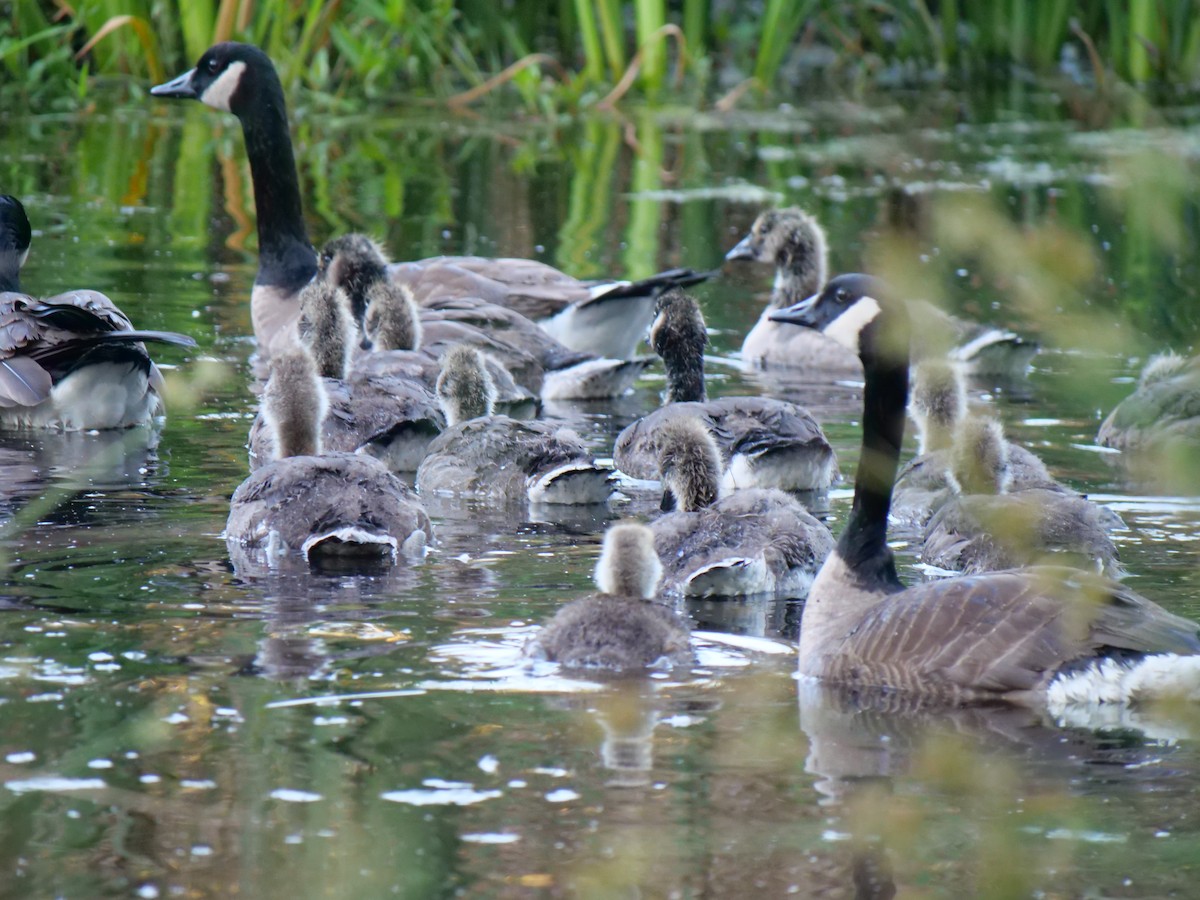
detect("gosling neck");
top-left (771, 252), bottom-right (826, 309)
top-left (661, 340), bottom-right (707, 404)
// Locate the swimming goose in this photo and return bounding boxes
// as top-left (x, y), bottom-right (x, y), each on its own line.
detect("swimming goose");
top-left (921, 416), bottom-right (1124, 577)
top-left (151, 43), bottom-right (705, 363)
top-left (768, 274), bottom-right (1200, 707)
top-left (1098, 352), bottom-right (1200, 451)
top-left (731, 207), bottom-right (1039, 377)
top-left (227, 347), bottom-right (432, 563)
top-left (246, 277), bottom-right (443, 471)
top-left (649, 416), bottom-right (834, 598)
top-left (525, 521), bottom-right (693, 671)
top-left (0, 195), bottom-right (196, 430)
top-left (415, 345), bottom-right (614, 504)
top-left (613, 289), bottom-right (838, 492)
top-left (324, 233), bottom-right (650, 401)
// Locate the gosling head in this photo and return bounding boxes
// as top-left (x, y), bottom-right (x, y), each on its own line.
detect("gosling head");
top-left (910, 358), bottom-right (967, 454)
top-left (297, 279), bottom-right (355, 379)
top-left (594, 521), bottom-right (663, 600)
top-left (436, 345), bottom-right (497, 426)
top-left (263, 347), bottom-right (328, 459)
top-left (655, 416), bottom-right (723, 513)
top-left (1139, 351), bottom-right (1188, 388)
top-left (726, 207), bottom-right (828, 302)
top-left (649, 290), bottom-right (708, 404)
top-left (949, 416), bottom-right (1011, 496)
top-left (320, 234), bottom-right (390, 324)
top-left (0, 194), bottom-right (32, 292)
top-left (362, 281), bottom-right (422, 352)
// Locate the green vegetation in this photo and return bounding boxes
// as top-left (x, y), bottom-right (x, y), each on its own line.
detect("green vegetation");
top-left (6, 1), bottom-right (1200, 109)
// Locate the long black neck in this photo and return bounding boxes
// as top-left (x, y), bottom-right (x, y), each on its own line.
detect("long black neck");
top-left (838, 315), bottom-right (909, 590)
top-left (238, 77), bottom-right (316, 292)
top-left (0, 252), bottom-right (19, 292)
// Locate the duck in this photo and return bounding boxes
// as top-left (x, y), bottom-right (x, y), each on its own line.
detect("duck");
top-left (920, 416), bottom-right (1124, 577)
top-left (0, 194), bottom-right (196, 430)
top-left (150, 43), bottom-right (708, 363)
top-left (649, 416), bottom-right (834, 598)
top-left (1098, 352), bottom-right (1200, 451)
top-left (767, 274), bottom-right (1200, 707)
top-left (892, 358), bottom-right (1066, 526)
top-left (729, 207), bottom-right (1039, 377)
top-left (613, 290), bottom-right (838, 492)
top-left (246, 277), bottom-right (443, 471)
top-left (525, 521), bottom-right (693, 671)
top-left (322, 233), bottom-right (651, 402)
top-left (227, 346), bottom-right (432, 564)
top-left (415, 345), bottom-right (614, 504)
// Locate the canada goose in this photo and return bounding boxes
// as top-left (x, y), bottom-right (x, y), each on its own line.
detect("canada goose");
top-left (921, 417), bottom-right (1124, 577)
top-left (415, 345), bottom-right (614, 504)
top-left (1098, 352), bottom-right (1200, 451)
top-left (614, 290), bottom-right (838, 492)
top-left (525, 521), bottom-right (692, 671)
top-left (768, 274), bottom-right (1200, 706)
top-left (227, 347), bottom-right (432, 563)
top-left (150, 43), bottom-right (708, 362)
top-left (0, 195), bottom-right (196, 430)
top-left (246, 277), bottom-right (443, 471)
top-left (323, 233), bottom-right (651, 402)
top-left (731, 207), bottom-right (1039, 377)
top-left (649, 417), bottom-right (834, 598)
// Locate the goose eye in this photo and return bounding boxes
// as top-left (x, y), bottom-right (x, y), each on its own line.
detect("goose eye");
top-left (835, 288), bottom-right (848, 302)
top-left (207, 57), bottom-right (221, 74)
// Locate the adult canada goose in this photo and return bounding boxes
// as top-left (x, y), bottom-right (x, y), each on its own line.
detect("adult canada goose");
top-left (649, 417), bottom-right (834, 598)
top-left (246, 277), bottom-right (443, 471)
top-left (415, 345), bottom-right (614, 504)
top-left (1098, 352), bottom-right (1200, 451)
top-left (731, 207), bottom-right (1039, 377)
top-left (921, 416), bottom-right (1124, 577)
top-left (613, 290), bottom-right (838, 492)
top-left (323, 233), bottom-right (651, 401)
top-left (768, 274), bottom-right (1200, 706)
top-left (227, 347), bottom-right (432, 563)
top-left (525, 521), bottom-right (693, 671)
top-left (0, 194), bottom-right (196, 430)
top-left (150, 43), bottom-right (708, 361)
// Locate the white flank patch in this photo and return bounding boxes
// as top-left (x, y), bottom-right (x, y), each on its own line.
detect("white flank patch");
top-left (822, 296), bottom-right (881, 352)
top-left (1046, 653), bottom-right (1200, 713)
top-left (528, 462), bottom-right (613, 505)
top-left (684, 556), bottom-right (768, 597)
top-left (302, 528), bottom-right (398, 561)
top-left (200, 60), bottom-right (246, 112)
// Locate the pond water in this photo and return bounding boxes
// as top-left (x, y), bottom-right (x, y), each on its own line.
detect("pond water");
top-left (3, 83), bottom-right (1200, 897)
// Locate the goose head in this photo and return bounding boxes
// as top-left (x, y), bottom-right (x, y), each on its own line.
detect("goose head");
top-left (297, 279), bottom-right (354, 379)
top-left (949, 416), bottom-right (1011, 495)
top-left (0, 194), bottom-right (32, 292)
top-left (726, 207), bottom-right (827, 298)
top-left (319, 233), bottom-right (390, 320)
top-left (910, 358), bottom-right (966, 454)
top-left (436, 345), bottom-right (496, 425)
top-left (149, 42), bottom-right (275, 115)
top-left (263, 347), bottom-right (328, 459)
top-left (655, 416), bottom-right (722, 512)
top-left (768, 274), bottom-right (908, 366)
top-left (594, 521), bottom-right (663, 600)
top-left (362, 281), bottom-right (422, 352)
top-left (649, 289), bottom-right (708, 403)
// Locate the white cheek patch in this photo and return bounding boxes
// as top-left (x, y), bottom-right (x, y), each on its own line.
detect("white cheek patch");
top-left (17, 247), bottom-right (29, 269)
top-left (200, 61), bottom-right (247, 112)
top-left (822, 296), bottom-right (881, 352)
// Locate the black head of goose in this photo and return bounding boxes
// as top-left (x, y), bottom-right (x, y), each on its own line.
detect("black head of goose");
top-left (769, 274), bottom-right (1200, 707)
top-left (247, 276), bottom-right (442, 472)
top-left (525, 521), bottom-right (693, 671)
top-left (648, 416), bottom-right (834, 599)
top-left (613, 289), bottom-right (838, 492)
top-left (0, 195), bottom-right (32, 292)
top-left (227, 346), bottom-right (432, 564)
top-left (921, 415), bottom-right (1124, 578)
top-left (726, 208), bottom-right (857, 374)
top-left (151, 44), bottom-right (710, 364)
top-left (151, 43), bottom-right (317, 358)
top-left (416, 345), bottom-right (614, 505)
top-left (0, 195), bottom-right (196, 430)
